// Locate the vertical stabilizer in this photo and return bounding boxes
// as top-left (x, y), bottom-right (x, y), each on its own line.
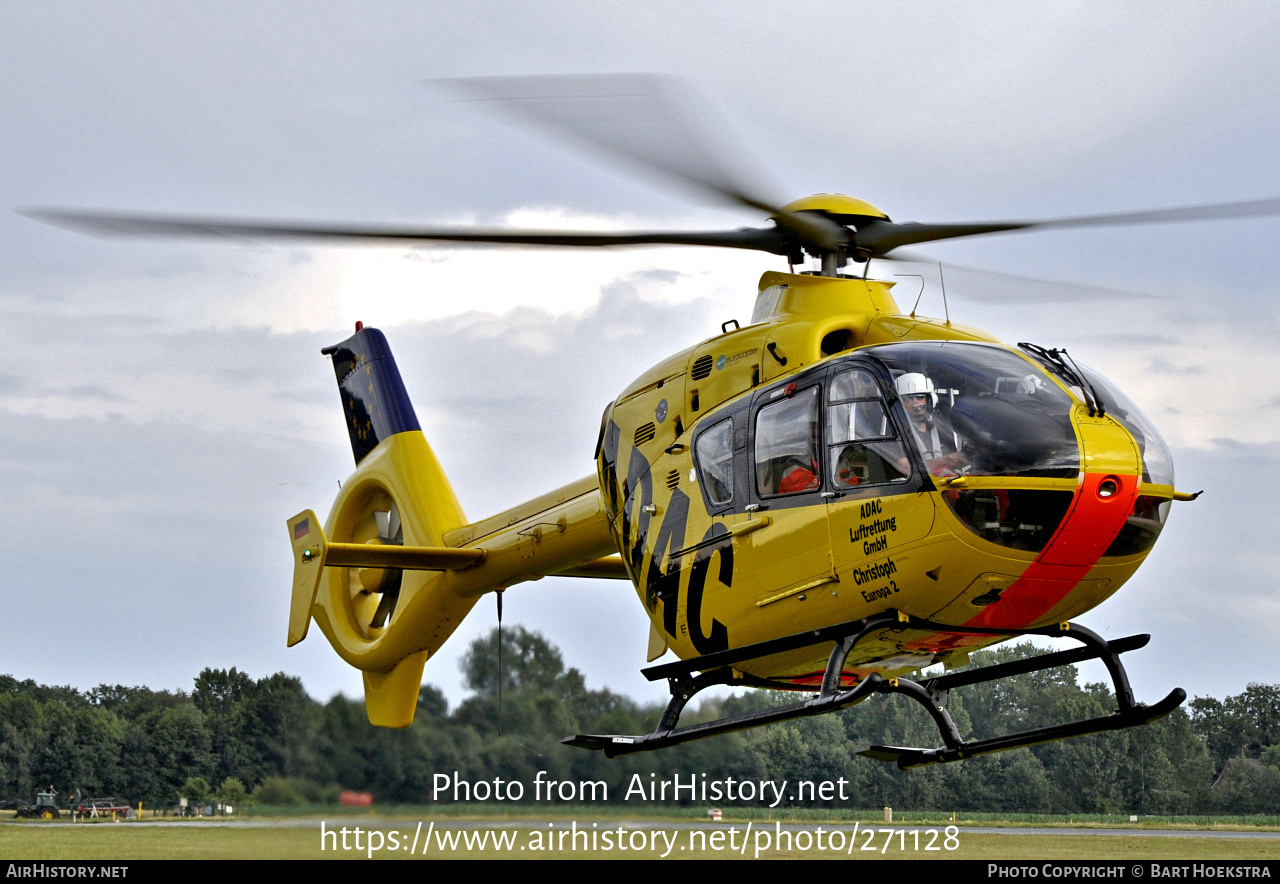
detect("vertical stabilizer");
top-left (322, 327), bottom-right (422, 466)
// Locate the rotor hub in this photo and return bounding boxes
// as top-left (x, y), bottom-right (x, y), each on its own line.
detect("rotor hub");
top-left (777, 194), bottom-right (890, 223)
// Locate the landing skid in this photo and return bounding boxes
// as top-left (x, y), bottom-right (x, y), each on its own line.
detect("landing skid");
top-left (859, 615), bottom-right (1186, 769)
top-left (563, 611), bottom-right (1185, 763)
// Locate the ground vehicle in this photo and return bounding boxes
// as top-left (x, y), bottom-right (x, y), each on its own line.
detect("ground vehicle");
top-left (72, 797), bottom-right (133, 819)
top-left (14, 791), bottom-right (60, 820)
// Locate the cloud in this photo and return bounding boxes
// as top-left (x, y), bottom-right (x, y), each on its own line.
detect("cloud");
top-left (0, 269), bottom-right (723, 704)
top-left (61, 384), bottom-right (130, 402)
top-left (1146, 357), bottom-right (1205, 376)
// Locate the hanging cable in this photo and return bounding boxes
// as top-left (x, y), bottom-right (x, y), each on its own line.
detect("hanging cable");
top-left (496, 590), bottom-right (504, 736)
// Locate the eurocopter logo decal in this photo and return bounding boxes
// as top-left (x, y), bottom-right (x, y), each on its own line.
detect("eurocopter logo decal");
top-left (717, 348), bottom-right (757, 370)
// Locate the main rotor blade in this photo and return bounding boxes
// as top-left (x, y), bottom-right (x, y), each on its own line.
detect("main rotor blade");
top-left (1032, 195), bottom-right (1280, 230)
top-left (23, 208), bottom-right (795, 254)
top-left (444, 74), bottom-right (846, 253)
top-left (855, 196), bottom-right (1280, 257)
top-left (876, 256), bottom-right (1162, 304)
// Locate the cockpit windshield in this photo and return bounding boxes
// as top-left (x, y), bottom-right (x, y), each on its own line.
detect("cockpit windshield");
top-left (863, 342), bottom-right (1080, 479)
top-left (1075, 362), bottom-right (1175, 487)
top-left (1017, 345), bottom-right (1175, 487)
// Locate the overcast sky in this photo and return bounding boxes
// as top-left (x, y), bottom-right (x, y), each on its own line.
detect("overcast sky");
top-left (3, 2), bottom-right (1279, 721)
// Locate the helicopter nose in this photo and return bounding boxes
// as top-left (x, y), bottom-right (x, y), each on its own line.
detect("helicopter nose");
top-left (965, 417), bottom-right (1142, 630)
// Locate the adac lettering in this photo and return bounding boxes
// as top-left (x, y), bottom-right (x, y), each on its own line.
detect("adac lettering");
top-left (685, 522), bottom-right (731, 654)
top-left (646, 487), bottom-right (689, 633)
top-left (621, 445), bottom-right (653, 582)
top-left (599, 419), bottom-right (622, 522)
top-left (622, 444), bottom-right (732, 650)
top-left (849, 497), bottom-right (899, 556)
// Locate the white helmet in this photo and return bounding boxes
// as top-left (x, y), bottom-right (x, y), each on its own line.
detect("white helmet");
top-left (1017, 374), bottom-right (1044, 395)
top-left (896, 372), bottom-right (937, 406)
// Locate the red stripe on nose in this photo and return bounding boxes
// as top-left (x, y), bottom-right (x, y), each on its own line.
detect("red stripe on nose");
top-left (963, 472), bottom-right (1138, 630)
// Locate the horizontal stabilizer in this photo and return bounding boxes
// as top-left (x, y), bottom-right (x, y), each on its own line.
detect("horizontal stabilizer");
top-left (285, 508), bottom-right (485, 648)
top-left (324, 542), bottom-right (484, 571)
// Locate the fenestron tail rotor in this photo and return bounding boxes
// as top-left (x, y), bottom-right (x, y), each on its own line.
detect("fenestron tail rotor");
top-left (346, 491), bottom-right (405, 636)
top-left (368, 501), bottom-right (403, 630)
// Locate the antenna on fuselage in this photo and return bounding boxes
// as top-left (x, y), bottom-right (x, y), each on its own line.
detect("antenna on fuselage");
top-left (939, 263), bottom-right (952, 327)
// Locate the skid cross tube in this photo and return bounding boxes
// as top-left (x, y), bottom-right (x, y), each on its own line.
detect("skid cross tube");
top-left (640, 613), bottom-right (899, 683)
top-left (859, 615), bottom-right (1186, 769)
top-left (895, 615), bottom-right (1144, 709)
top-left (564, 613), bottom-right (900, 757)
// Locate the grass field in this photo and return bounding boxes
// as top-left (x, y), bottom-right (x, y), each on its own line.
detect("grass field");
top-left (3, 818), bottom-right (1280, 860)
top-left (237, 802), bottom-right (1280, 829)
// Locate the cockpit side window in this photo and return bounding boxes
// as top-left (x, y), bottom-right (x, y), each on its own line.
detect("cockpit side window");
top-left (694, 417), bottom-right (735, 505)
top-left (826, 368), bottom-right (911, 488)
top-left (754, 387), bottom-right (821, 497)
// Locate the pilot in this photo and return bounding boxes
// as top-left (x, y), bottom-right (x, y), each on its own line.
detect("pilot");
top-left (896, 372), bottom-right (968, 476)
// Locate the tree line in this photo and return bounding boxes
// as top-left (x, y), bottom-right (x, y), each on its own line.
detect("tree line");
top-left (1, 628), bottom-right (1277, 813)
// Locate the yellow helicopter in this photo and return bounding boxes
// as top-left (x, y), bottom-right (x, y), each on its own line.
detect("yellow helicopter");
top-left (32, 75), bottom-right (1280, 769)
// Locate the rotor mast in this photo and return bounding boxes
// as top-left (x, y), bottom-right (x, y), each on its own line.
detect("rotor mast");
top-left (773, 194), bottom-right (890, 278)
